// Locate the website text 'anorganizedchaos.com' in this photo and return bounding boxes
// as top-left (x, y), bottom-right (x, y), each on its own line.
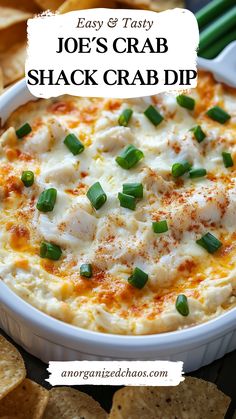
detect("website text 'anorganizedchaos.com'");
top-left (47, 361), bottom-right (183, 385)
top-left (61, 367), bottom-right (169, 380)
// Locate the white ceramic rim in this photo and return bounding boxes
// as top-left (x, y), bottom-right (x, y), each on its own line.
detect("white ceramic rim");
top-left (0, 78), bottom-right (236, 358)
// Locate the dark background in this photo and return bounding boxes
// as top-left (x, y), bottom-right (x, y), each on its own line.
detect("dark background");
top-left (1, 0), bottom-right (235, 417)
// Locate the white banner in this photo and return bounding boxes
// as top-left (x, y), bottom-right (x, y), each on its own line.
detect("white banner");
top-left (46, 361), bottom-right (184, 386)
top-left (26, 8), bottom-right (199, 98)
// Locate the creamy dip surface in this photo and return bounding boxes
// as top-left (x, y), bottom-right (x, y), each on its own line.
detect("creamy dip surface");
top-left (0, 71), bottom-right (236, 335)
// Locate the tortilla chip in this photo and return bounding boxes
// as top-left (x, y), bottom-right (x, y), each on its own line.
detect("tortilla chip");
top-left (35, 0), bottom-right (64, 11)
top-left (117, 0), bottom-right (184, 10)
top-left (0, 336), bottom-right (26, 401)
top-left (0, 379), bottom-right (48, 419)
top-left (0, 7), bottom-right (31, 29)
top-left (149, 0), bottom-right (184, 11)
top-left (0, 67), bottom-right (3, 94)
top-left (0, 1), bottom-right (40, 13)
top-left (43, 387), bottom-right (107, 419)
top-left (116, 0), bottom-right (150, 9)
top-left (58, 0), bottom-right (115, 13)
top-left (109, 378), bottom-right (230, 419)
top-left (0, 41), bottom-right (26, 86)
top-left (0, 21), bottom-right (27, 53)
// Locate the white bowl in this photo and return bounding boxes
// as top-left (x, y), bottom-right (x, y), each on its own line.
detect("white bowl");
top-left (0, 79), bottom-right (236, 371)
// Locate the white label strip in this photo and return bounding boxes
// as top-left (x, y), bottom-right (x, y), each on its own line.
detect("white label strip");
top-left (46, 361), bottom-right (184, 386)
top-left (26, 8), bottom-right (199, 98)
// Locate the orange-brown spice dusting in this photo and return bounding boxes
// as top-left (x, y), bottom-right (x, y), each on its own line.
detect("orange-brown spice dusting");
top-left (57, 99), bottom-right (103, 125)
top-left (105, 99), bottom-right (122, 111)
top-left (14, 259), bottom-right (29, 270)
top-left (4, 148), bottom-right (34, 163)
top-left (151, 96), bottom-right (162, 106)
top-left (178, 259), bottom-right (196, 273)
top-left (5, 148), bottom-right (18, 161)
top-left (41, 259), bottom-right (62, 275)
top-left (74, 279), bottom-right (94, 294)
top-left (171, 142), bottom-right (181, 154)
top-left (4, 176), bottom-right (23, 197)
top-left (18, 150), bottom-right (34, 161)
top-left (195, 71), bottom-right (217, 115)
top-left (31, 117), bottom-right (43, 132)
top-left (80, 171), bottom-right (88, 178)
top-left (79, 104), bottom-right (101, 123)
top-left (8, 225), bottom-right (30, 251)
top-left (65, 183), bottom-right (88, 196)
top-left (93, 269), bottom-right (106, 283)
top-left (48, 101), bottom-right (77, 114)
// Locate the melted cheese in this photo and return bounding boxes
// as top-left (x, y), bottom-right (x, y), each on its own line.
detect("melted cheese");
top-left (0, 72), bottom-right (236, 335)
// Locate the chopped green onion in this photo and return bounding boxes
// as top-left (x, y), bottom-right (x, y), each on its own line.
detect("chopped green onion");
top-left (189, 168), bottom-right (207, 178)
top-left (21, 171), bottom-right (34, 187)
top-left (122, 183), bottom-right (143, 198)
top-left (80, 263), bottom-right (92, 278)
top-left (172, 160), bottom-right (191, 178)
top-left (118, 109), bottom-right (133, 127)
top-left (190, 125), bottom-right (206, 143)
top-left (63, 133), bottom-right (84, 155)
top-left (175, 294), bottom-right (189, 316)
top-left (222, 151), bottom-right (234, 168)
top-left (196, 232), bottom-right (222, 254)
top-left (40, 242), bottom-right (62, 261)
top-left (16, 123), bottom-right (32, 139)
top-left (196, 0), bottom-right (235, 30)
top-left (116, 144), bottom-right (144, 170)
top-left (128, 267), bottom-right (148, 289)
top-left (176, 95), bottom-right (195, 110)
top-left (118, 192), bottom-right (136, 210)
top-left (206, 106), bottom-right (230, 124)
top-left (144, 105), bottom-right (164, 126)
top-left (198, 6), bottom-right (236, 53)
top-left (200, 28), bottom-right (236, 59)
top-left (87, 182), bottom-right (107, 210)
top-left (152, 220), bottom-right (168, 234)
top-left (36, 188), bottom-right (57, 212)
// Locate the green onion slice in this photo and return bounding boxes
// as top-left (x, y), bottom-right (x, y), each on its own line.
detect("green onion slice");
top-left (144, 105), bottom-right (164, 126)
top-left (21, 171), bottom-right (34, 187)
top-left (198, 5), bottom-right (236, 53)
top-left (116, 144), bottom-right (144, 170)
top-left (118, 109), bottom-right (133, 127)
top-left (16, 123), bottom-right (32, 139)
top-left (189, 168), bottom-right (207, 178)
top-left (122, 183), bottom-right (143, 198)
top-left (128, 267), bottom-right (148, 289)
top-left (206, 106), bottom-right (231, 124)
top-left (87, 182), bottom-right (107, 210)
top-left (196, 232), bottom-right (222, 254)
top-left (80, 263), bottom-right (92, 278)
top-left (176, 95), bottom-right (195, 110)
top-left (40, 242), bottom-right (62, 261)
top-left (222, 151), bottom-right (234, 168)
top-left (152, 220), bottom-right (168, 233)
top-left (118, 192), bottom-right (136, 210)
top-left (36, 188), bottom-right (57, 212)
top-left (196, 0), bottom-right (235, 30)
top-left (172, 160), bottom-right (191, 178)
top-left (64, 133), bottom-right (84, 155)
top-left (190, 125), bottom-right (206, 143)
top-left (176, 294), bottom-right (189, 316)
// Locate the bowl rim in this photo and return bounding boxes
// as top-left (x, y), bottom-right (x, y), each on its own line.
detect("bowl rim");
top-left (1, 281), bottom-right (236, 356)
top-left (0, 78), bottom-right (236, 357)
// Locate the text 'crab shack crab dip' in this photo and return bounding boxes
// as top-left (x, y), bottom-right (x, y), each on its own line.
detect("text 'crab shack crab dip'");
top-left (0, 71), bottom-right (236, 335)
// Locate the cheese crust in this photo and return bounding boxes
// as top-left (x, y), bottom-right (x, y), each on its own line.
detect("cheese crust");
top-left (0, 71), bottom-right (236, 335)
